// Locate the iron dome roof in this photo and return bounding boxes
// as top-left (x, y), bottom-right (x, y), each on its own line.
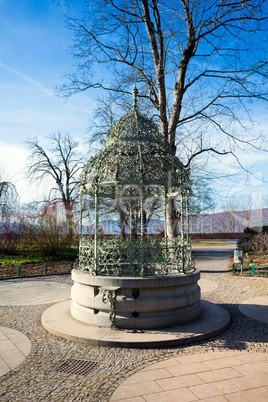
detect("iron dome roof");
top-left (81, 88), bottom-right (189, 195)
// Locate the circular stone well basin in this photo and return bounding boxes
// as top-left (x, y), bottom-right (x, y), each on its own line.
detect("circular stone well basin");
top-left (71, 269), bottom-right (201, 330)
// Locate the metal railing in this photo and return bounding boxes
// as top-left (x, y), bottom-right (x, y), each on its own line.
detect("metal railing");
top-left (232, 263), bottom-right (268, 278)
top-left (77, 236), bottom-right (193, 277)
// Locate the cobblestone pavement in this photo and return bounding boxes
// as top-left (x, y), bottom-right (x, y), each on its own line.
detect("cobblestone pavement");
top-left (0, 246), bottom-right (267, 401)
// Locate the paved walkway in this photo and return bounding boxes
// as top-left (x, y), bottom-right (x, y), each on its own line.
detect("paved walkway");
top-left (111, 351), bottom-right (268, 401)
top-left (110, 244), bottom-right (268, 401)
top-left (0, 281), bottom-right (71, 306)
top-left (0, 243), bottom-right (267, 401)
top-left (239, 295), bottom-right (268, 325)
top-left (0, 280), bottom-right (71, 378)
top-left (0, 327), bottom-right (31, 377)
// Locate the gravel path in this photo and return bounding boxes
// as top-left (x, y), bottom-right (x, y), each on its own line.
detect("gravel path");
top-left (0, 245), bottom-right (267, 401)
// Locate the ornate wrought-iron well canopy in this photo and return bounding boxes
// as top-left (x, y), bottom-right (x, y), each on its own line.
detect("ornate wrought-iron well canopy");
top-left (77, 87), bottom-right (193, 277)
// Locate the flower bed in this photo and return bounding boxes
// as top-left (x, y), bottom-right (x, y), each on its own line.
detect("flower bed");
top-left (0, 260), bottom-right (74, 280)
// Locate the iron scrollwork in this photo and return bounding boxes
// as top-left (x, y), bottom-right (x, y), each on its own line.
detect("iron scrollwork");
top-left (100, 286), bottom-right (119, 326)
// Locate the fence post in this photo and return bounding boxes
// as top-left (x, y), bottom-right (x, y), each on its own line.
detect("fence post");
top-left (44, 264), bottom-right (47, 274)
top-left (232, 263), bottom-right (235, 275)
top-left (17, 265), bottom-right (20, 277)
top-left (252, 265), bottom-right (255, 277)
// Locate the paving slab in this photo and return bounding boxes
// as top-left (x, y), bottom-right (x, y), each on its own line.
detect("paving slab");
top-left (0, 327), bottom-right (31, 377)
top-left (0, 281), bottom-right (71, 306)
top-left (238, 295), bottom-right (268, 324)
top-left (110, 351), bottom-right (268, 401)
top-left (42, 299), bottom-right (230, 348)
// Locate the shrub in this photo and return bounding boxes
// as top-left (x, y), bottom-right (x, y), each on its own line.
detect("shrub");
top-left (0, 211), bottom-right (23, 254)
top-left (251, 232), bottom-right (268, 256)
top-left (31, 212), bottom-right (71, 256)
top-left (238, 232), bottom-right (268, 256)
top-left (237, 234), bottom-right (254, 253)
top-left (244, 226), bottom-right (268, 234)
top-left (19, 203), bottom-right (77, 257)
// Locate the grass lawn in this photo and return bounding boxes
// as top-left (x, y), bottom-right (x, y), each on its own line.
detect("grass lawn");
top-left (191, 240), bottom-right (235, 246)
top-left (0, 249), bottom-right (78, 266)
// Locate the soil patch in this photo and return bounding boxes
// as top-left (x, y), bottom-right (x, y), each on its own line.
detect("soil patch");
top-left (0, 260), bottom-right (75, 280)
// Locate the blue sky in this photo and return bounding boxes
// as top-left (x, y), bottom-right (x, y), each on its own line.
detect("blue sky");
top-left (0, 0), bottom-right (268, 210)
top-left (0, 0), bottom-right (94, 203)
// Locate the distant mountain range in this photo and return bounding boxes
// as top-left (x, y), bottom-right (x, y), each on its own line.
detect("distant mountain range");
top-left (189, 208), bottom-right (268, 233)
top-left (82, 219), bottom-right (164, 235)
top-left (82, 208), bottom-right (268, 234)
top-left (2, 208), bottom-right (267, 235)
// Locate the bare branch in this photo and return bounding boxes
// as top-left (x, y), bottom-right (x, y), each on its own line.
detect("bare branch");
top-left (185, 147), bottom-right (232, 168)
top-left (26, 132), bottom-right (84, 235)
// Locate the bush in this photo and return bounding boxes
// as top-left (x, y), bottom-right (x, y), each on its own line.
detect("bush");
top-left (244, 226), bottom-right (268, 234)
top-left (0, 203), bottom-right (79, 259)
top-left (237, 234), bottom-right (254, 253)
top-left (238, 232), bottom-right (268, 256)
top-left (251, 232), bottom-right (268, 256)
top-left (0, 211), bottom-right (23, 254)
top-left (19, 203), bottom-right (78, 257)
top-left (28, 213), bottom-right (70, 256)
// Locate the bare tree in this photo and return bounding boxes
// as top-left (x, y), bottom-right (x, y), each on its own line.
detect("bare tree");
top-left (26, 132), bottom-right (84, 236)
top-left (213, 197), bottom-right (263, 233)
top-left (0, 174), bottom-right (18, 217)
top-left (60, 0), bottom-right (268, 236)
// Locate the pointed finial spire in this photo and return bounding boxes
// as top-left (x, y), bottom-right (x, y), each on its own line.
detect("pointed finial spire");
top-left (132, 78), bottom-right (138, 109)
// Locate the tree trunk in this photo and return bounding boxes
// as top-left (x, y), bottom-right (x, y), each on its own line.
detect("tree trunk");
top-left (166, 198), bottom-right (180, 239)
top-left (64, 201), bottom-right (73, 237)
top-left (118, 204), bottom-right (126, 238)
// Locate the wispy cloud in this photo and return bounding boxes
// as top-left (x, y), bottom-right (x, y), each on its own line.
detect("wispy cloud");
top-left (0, 61), bottom-right (55, 98)
top-left (0, 61), bottom-right (93, 115)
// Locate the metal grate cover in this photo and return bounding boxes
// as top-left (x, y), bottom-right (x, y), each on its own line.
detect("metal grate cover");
top-left (56, 359), bottom-right (99, 375)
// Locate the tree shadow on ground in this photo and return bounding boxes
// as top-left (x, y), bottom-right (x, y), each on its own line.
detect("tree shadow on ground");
top-left (189, 303), bottom-right (268, 351)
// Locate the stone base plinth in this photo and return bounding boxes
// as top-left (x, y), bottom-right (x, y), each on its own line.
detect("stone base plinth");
top-left (71, 269), bottom-right (201, 330)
